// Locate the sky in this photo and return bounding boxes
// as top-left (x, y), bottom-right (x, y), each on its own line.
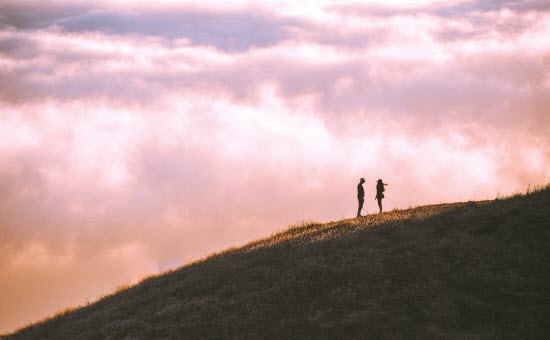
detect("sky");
top-left (1, 0), bottom-right (549, 333)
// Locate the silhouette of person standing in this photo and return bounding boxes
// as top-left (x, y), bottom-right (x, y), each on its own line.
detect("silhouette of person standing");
top-left (375, 179), bottom-right (388, 213)
top-left (357, 178), bottom-right (366, 217)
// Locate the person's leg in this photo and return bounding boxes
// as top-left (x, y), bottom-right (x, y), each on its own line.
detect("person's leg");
top-left (357, 198), bottom-right (364, 217)
top-left (377, 198), bottom-right (382, 213)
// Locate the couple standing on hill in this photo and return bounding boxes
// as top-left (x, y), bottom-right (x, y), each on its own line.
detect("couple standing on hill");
top-left (357, 178), bottom-right (388, 217)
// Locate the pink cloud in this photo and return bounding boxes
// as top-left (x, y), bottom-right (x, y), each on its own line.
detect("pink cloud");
top-left (1, 0), bottom-right (550, 333)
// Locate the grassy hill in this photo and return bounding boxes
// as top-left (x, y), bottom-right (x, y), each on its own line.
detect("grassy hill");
top-left (6, 186), bottom-right (550, 339)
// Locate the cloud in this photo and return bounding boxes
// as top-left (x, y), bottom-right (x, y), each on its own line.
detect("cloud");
top-left (0, 1), bottom-right (301, 52)
top-left (0, 1), bottom-right (91, 29)
top-left (1, 0), bottom-right (550, 333)
top-left (56, 9), bottom-right (299, 52)
top-left (433, 0), bottom-right (550, 17)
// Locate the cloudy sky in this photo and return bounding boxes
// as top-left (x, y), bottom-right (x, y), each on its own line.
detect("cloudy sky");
top-left (1, 0), bottom-right (549, 333)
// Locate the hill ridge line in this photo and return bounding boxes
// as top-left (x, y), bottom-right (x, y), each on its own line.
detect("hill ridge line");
top-left (7, 185), bottom-right (550, 339)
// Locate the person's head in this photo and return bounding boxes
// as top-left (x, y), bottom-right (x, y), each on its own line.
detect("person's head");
top-left (360, 178), bottom-right (365, 183)
top-left (377, 179), bottom-right (382, 183)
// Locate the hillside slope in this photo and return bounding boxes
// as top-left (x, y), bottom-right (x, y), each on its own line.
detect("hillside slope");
top-left (7, 187), bottom-right (550, 339)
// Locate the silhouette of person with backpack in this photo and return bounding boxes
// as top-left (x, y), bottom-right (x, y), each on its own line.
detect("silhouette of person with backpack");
top-left (375, 179), bottom-right (388, 213)
top-left (357, 177), bottom-right (366, 217)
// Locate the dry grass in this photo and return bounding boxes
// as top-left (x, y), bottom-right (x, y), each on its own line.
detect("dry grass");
top-left (5, 185), bottom-right (550, 339)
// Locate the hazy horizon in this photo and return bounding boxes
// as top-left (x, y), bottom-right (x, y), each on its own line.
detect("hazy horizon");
top-left (1, 0), bottom-right (549, 333)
